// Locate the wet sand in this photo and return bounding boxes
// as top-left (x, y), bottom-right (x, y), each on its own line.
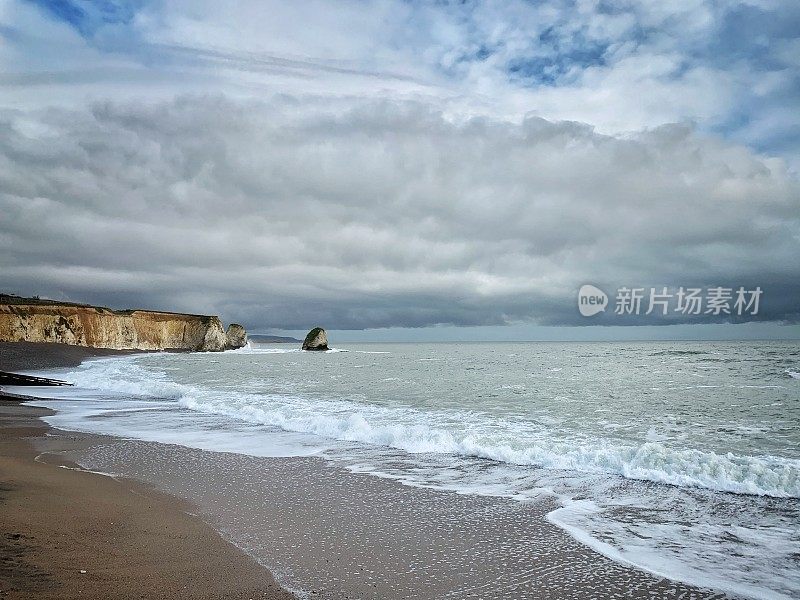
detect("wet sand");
top-left (0, 402), bottom-right (294, 600)
top-left (60, 438), bottom-right (730, 600)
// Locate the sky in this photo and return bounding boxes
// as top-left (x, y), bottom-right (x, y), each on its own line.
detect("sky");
top-left (1, 0), bottom-right (798, 340)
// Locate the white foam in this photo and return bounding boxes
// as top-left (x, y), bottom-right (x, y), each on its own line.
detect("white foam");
top-left (30, 356), bottom-right (800, 499)
top-left (547, 501), bottom-right (798, 600)
top-left (21, 389), bottom-right (329, 459)
top-left (169, 391), bottom-right (798, 498)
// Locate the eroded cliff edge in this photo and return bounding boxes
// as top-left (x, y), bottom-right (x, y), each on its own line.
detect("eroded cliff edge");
top-left (0, 295), bottom-right (248, 352)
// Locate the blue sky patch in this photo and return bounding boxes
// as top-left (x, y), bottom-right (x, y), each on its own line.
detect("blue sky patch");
top-left (29, 0), bottom-right (142, 37)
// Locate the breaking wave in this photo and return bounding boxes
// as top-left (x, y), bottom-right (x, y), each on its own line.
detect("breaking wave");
top-left (61, 358), bottom-right (800, 499)
top-left (177, 393), bottom-right (799, 498)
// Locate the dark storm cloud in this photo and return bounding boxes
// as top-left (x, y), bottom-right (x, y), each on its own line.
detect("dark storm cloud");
top-left (1, 96), bottom-right (798, 329)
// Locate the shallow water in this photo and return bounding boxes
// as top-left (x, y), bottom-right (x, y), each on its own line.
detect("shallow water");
top-left (21, 340), bottom-right (800, 599)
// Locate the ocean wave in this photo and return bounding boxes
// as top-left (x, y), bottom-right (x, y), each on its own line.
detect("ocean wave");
top-left (61, 358), bottom-right (189, 399)
top-left (51, 356), bottom-right (800, 499)
top-left (177, 392), bottom-right (799, 499)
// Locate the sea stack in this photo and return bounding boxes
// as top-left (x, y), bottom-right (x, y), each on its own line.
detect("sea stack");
top-left (302, 327), bottom-right (328, 351)
top-left (225, 323), bottom-right (248, 349)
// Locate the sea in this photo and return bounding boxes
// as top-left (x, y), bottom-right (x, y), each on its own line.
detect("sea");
top-left (21, 341), bottom-right (800, 599)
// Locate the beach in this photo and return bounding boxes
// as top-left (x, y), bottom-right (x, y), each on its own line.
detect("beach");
top-left (0, 342), bottom-right (775, 598)
top-left (0, 343), bottom-right (292, 600)
top-left (5, 0), bottom-right (799, 596)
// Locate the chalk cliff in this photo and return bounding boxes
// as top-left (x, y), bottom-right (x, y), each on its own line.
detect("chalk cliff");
top-left (225, 323), bottom-right (248, 349)
top-left (0, 296), bottom-right (248, 352)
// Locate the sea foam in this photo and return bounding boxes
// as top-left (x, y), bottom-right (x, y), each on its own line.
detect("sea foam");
top-left (177, 392), bottom-right (799, 498)
top-left (53, 356), bottom-right (800, 498)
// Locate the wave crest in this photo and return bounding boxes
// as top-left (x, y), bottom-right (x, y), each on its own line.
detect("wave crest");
top-left (178, 393), bottom-right (799, 498)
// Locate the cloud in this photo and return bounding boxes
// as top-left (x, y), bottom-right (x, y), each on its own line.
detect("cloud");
top-left (5, 1), bottom-right (799, 166)
top-left (1, 95), bottom-right (798, 329)
top-left (1, 1), bottom-right (797, 331)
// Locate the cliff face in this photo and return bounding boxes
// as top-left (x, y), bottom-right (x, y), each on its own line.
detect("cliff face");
top-left (225, 323), bottom-right (248, 349)
top-left (0, 298), bottom-right (247, 352)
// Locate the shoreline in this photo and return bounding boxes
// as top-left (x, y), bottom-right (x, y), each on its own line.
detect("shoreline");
top-left (0, 341), bottom-right (137, 372)
top-left (0, 342), bottom-right (734, 599)
top-left (0, 399), bottom-right (295, 600)
top-left (0, 342), bottom-right (294, 600)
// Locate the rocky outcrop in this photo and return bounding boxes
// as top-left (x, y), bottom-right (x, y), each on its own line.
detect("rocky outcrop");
top-left (0, 296), bottom-right (247, 352)
top-left (302, 327), bottom-right (328, 351)
top-left (225, 323), bottom-right (248, 349)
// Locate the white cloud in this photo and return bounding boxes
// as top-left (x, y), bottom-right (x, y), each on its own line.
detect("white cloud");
top-left (4, 0), bottom-right (798, 144)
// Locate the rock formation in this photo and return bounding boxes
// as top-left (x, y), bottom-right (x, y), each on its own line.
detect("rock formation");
top-left (225, 323), bottom-right (248, 349)
top-left (302, 327), bottom-right (328, 351)
top-left (0, 295), bottom-right (248, 352)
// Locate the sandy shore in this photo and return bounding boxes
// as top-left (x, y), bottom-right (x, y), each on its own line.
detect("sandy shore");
top-left (0, 343), bottom-right (293, 600)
